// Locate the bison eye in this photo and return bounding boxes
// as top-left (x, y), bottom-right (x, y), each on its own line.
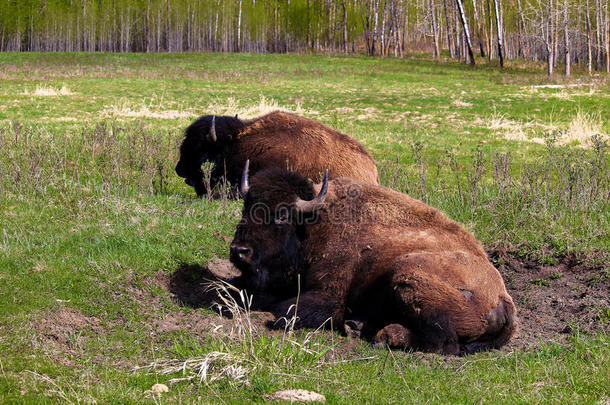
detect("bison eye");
top-left (274, 214), bottom-right (290, 225)
top-left (274, 207), bottom-right (290, 225)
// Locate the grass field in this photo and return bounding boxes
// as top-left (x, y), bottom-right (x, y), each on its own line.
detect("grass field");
top-left (0, 53), bottom-right (609, 403)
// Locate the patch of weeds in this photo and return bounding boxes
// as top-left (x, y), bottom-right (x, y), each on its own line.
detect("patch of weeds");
top-left (596, 306), bottom-right (610, 324)
top-left (536, 341), bottom-right (564, 359)
top-left (547, 237), bottom-right (570, 258)
top-left (539, 255), bottom-right (559, 266)
top-left (529, 278), bottom-right (551, 288)
top-left (563, 321), bottom-right (582, 338)
top-left (588, 269), bottom-right (610, 287)
top-left (549, 272), bottom-right (563, 280)
top-left (492, 256), bottom-right (505, 267)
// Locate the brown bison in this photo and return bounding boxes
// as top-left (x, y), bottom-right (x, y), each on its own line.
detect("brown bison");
top-left (175, 111), bottom-right (378, 197)
top-left (229, 165), bottom-right (517, 355)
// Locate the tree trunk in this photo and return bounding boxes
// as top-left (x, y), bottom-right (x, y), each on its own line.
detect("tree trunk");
top-left (516, 0), bottom-right (526, 58)
top-left (380, 1), bottom-right (386, 55)
top-left (443, 0), bottom-right (454, 57)
top-left (342, 0), bottom-right (348, 55)
top-left (472, 0), bottom-right (486, 57)
top-left (146, 0), bottom-right (150, 52)
top-left (553, 0), bottom-right (559, 68)
top-left (596, 0), bottom-right (602, 70)
top-left (430, 0), bottom-right (440, 58)
top-left (237, 0), bottom-right (242, 52)
top-left (359, 0), bottom-right (373, 55)
top-left (492, 0), bottom-right (504, 66)
top-left (545, 0), bottom-right (554, 75)
top-left (546, 30), bottom-right (554, 76)
top-left (564, 0), bottom-right (570, 76)
top-left (306, 0), bottom-right (311, 49)
top-left (167, 0), bottom-right (171, 52)
top-left (454, 3), bottom-right (462, 59)
top-left (486, 0), bottom-right (493, 60)
top-left (604, 0), bottom-right (610, 73)
top-left (455, 0), bottom-right (475, 64)
top-left (586, 0), bottom-right (593, 73)
top-left (372, 0), bottom-right (379, 56)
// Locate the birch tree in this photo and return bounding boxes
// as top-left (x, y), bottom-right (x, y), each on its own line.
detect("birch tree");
top-left (455, 0), bottom-right (476, 64)
top-left (493, 0), bottom-right (504, 66)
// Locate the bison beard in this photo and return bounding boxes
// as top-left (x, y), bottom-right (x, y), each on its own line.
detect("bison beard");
top-left (230, 168), bottom-right (518, 355)
top-left (175, 111), bottom-right (379, 198)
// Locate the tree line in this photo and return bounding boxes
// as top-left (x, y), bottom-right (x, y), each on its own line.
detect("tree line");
top-left (1, 0), bottom-right (609, 75)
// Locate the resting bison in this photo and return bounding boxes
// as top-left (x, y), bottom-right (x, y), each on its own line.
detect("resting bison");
top-left (229, 165), bottom-right (517, 354)
top-left (175, 111), bottom-right (378, 197)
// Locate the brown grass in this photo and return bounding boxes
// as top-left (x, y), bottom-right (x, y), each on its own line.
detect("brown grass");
top-left (24, 85), bottom-right (74, 96)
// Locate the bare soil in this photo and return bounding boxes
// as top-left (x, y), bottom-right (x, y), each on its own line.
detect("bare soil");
top-left (34, 307), bottom-right (102, 366)
top-left (488, 247), bottom-right (609, 350)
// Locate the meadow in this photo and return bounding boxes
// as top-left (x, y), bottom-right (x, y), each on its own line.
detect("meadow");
top-left (0, 52), bottom-right (608, 403)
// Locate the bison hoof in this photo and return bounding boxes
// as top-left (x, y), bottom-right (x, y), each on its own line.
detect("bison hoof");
top-left (344, 319), bottom-right (364, 338)
top-left (372, 324), bottom-right (414, 349)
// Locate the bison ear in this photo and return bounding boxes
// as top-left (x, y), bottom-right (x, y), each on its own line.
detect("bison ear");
top-left (240, 159), bottom-right (250, 197)
top-left (295, 169), bottom-right (328, 213)
top-left (207, 115), bottom-right (217, 142)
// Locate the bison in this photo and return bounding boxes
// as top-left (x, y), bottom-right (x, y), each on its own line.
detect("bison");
top-left (175, 111), bottom-right (378, 197)
top-left (229, 164), bottom-right (517, 355)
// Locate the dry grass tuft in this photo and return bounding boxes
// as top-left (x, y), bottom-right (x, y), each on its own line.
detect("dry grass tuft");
top-left (102, 104), bottom-right (193, 119)
top-left (483, 110), bottom-right (607, 148)
top-left (452, 99), bottom-right (473, 107)
top-left (24, 85), bottom-right (74, 96)
top-left (134, 278), bottom-right (332, 387)
top-left (206, 95), bottom-right (309, 119)
top-left (562, 111), bottom-right (608, 147)
top-left (135, 352), bottom-right (252, 386)
top-left (484, 112), bottom-right (547, 144)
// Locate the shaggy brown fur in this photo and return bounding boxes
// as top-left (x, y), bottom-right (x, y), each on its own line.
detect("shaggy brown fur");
top-left (175, 111), bottom-right (378, 197)
top-left (230, 169), bottom-right (517, 355)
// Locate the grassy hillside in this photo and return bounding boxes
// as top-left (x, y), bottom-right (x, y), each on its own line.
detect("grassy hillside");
top-left (0, 53), bottom-right (608, 403)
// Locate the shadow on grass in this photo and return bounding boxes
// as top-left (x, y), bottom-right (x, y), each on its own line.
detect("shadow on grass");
top-left (169, 260), bottom-right (278, 319)
top-left (168, 263), bottom-right (224, 309)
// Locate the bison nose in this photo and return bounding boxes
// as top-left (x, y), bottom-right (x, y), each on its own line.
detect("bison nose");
top-left (230, 244), bottom-right (253, 263)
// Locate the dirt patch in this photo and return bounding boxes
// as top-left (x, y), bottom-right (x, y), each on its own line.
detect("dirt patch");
top-left (488, 248), bottom-right (609, 350)
top-left (133, 269), bottom-right (239, 337)
top-left (166, 261), bottom-right (235, 309)
top-left (34, 307), bottom-right (102, 366)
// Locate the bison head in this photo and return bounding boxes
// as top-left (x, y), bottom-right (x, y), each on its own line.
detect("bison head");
top-left (175, 114), bottom-right (243, 197)
top-left (230, 162), bottom-right (328, 296)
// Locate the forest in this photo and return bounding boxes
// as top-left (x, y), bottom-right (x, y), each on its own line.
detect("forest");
top-left (1, 0), bottom-right (609, 75)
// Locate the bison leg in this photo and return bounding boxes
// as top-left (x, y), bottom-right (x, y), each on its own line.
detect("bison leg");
top-left (372, 324), bottom-right (415, 349)
top-left (390, 253), bottom-right (516, 354)
top-left (388, 257), bottom-right (475, 355)
top-left (268, 292), bottom-right (341, 330)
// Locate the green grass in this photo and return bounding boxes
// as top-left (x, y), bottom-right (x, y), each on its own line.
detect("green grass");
top-left (0, 52), bottom-right (609, 403)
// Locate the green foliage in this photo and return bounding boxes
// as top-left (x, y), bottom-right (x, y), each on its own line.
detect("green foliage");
top-left (530, 278), bottom-right (552, 287)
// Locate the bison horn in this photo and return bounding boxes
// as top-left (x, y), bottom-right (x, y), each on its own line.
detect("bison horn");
top-left (240, 159), bottom-right (250, 197)
top-left (295, 170), bottom-right (328, 213)
top-left (208, 115), bottom-right (217, 142)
